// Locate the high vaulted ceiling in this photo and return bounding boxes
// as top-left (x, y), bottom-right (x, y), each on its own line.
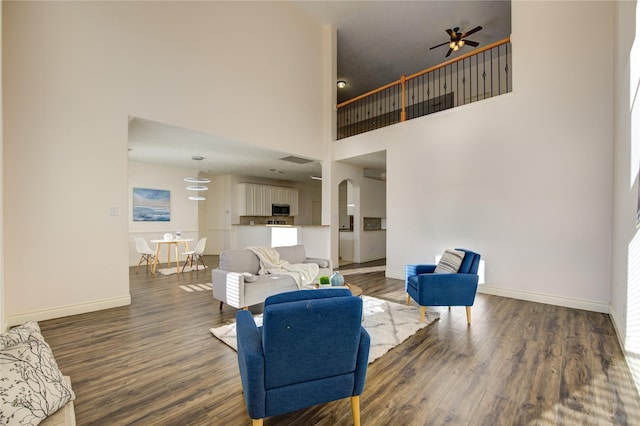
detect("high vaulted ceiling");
top-left (128, 1), bottom-right (511, 183)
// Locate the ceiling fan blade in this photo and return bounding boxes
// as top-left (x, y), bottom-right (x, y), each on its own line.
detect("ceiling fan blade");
top-left (445, 48), bottom-right (453, 57)
top-left (430, 41), bottom-right (451, 50)
top-left (461, 25), bottom-right (483, 38)
top-left (445, 28), bottom-right (455, 38)
top-left (464, 40), bottom-right (479, 47)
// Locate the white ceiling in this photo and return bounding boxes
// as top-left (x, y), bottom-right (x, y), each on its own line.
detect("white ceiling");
top-left (128, 1), bottom-right (511, 184)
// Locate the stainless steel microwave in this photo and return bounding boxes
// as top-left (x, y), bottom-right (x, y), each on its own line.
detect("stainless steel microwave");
top-left (272, 204), bottom-right (290, 216)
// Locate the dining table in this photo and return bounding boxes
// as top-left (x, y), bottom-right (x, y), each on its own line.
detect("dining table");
top-left (150, 238), bottom-right (194, 274)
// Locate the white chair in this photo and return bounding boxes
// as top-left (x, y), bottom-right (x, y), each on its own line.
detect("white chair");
top-left (135, 238), bottom-right (157, 273)
top-left (181, 237), bottom-right (207, 274)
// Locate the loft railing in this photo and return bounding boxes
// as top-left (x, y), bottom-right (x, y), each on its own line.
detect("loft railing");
top-left (336, 37), bottom-right (512, 139)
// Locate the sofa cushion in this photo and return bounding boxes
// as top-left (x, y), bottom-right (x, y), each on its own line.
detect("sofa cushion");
top-left (219, 249), bottom-right (261, 274)
top-left (305, 258), bottom-right (329, 268)
top-left (0, 322), bottom-right (76, 425)
top-left (274, 245), bottom-right (306, 264)
top-left (434, 249), bottom-right (465, 274)
top-left (241, 272), bottom-right (258, 283)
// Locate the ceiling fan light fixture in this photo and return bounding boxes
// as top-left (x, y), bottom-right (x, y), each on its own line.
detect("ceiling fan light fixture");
top-left (459, 40), bottom-right (465, 47)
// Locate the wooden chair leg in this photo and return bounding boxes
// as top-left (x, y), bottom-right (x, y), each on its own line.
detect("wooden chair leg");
top-left (351, 395), bottom-right (361, 426)
top-left (466, 306), bottom-right (472, 325)
top-left (181, 255), bottom-right (190, 274)
top-left (420, 306), bottom-right (426, 322)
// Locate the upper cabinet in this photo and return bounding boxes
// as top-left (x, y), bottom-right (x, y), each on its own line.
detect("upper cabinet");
top-left (238, 183), bottom-right (299, 216)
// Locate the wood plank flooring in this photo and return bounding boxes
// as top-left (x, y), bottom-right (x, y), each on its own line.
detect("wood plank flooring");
top-left (38, 256), bottom-right (640, 425)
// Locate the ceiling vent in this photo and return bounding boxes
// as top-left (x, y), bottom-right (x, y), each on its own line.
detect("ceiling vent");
top-left (364, 168), bottom-right (386, 181)
top-left (280, 155), bottom-right (314, 164)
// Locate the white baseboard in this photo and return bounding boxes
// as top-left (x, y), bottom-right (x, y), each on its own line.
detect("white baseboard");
top-left (385, 268), bottom-right (609, 314)
top-left (609, 303), bottom-right (626, 349)
top-left (477, 284), bottom-right (609, 313)
top-left (6, 296), bottom-right (131, 328)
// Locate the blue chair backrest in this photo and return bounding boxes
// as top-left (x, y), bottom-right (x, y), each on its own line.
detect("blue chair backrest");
top-left (261, 293), bottom-right (363, 390)
top-left (455, 248), bottom-right (481, 274)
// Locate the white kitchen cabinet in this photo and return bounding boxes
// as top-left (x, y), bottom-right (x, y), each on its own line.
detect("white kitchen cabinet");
top-left (238, 183), bottom-right (299, 216)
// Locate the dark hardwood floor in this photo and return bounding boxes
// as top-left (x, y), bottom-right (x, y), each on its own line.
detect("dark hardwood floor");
top-left (39, 256), bottom-right (640, 425)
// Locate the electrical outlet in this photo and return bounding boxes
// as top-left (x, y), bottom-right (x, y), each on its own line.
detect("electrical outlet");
top-left (110, 207), bottom-right (119, 216)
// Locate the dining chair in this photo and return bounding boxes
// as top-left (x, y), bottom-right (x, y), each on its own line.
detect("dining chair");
top-left (181, 237), bottom-right (207, 274)
top-left (134, 238), bottom-right (157, 274)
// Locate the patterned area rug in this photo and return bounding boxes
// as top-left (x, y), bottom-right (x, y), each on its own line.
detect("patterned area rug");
top-left (209, 295), bottom-right (439, 364)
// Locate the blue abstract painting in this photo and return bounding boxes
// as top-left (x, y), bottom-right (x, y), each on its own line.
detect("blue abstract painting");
top-left (133, 188), bottom-right (170, 221)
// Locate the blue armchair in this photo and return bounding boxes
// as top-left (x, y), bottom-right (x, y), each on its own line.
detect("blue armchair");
top-left (405, 248), bottom-right (481, 324)
top-left (236, 288), bottom-right (370, 426)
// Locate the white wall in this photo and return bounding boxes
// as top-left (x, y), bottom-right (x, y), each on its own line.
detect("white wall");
top-left (3, 1), bottom-right (329, 325)
top-left (336, 1), bottom-right (614, 312)
top-left (612, 0), bottom-right (640, 392)
top-left (128, 161), bottom-right (200, 266)
top-left (0, 0), bottom-right (4, 330)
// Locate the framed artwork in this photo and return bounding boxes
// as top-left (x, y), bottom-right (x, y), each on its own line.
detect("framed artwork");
top-left (133, 188), bottom-right (170, 221)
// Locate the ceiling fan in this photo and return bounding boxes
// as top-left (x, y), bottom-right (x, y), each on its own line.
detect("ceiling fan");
top-left (430, 25), bottom-right (483, 57)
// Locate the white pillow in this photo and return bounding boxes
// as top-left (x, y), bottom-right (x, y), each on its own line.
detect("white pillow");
top-left (0, 322), bottom-right (76, 425)
top-left (434, 249), bottom-right (465, 274)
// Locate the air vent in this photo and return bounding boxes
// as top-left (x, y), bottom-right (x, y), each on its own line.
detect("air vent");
top-left (364, 168), bottom-right (386, 181)
top-left (280, 155), bottom-right (314, 164)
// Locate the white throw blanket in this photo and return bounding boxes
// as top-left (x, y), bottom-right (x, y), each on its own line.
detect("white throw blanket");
top-left (247, 246), bottom-right (319, 288)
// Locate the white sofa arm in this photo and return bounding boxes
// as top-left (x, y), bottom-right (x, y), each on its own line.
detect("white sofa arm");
top-left (224, 272), bottom-right (245, 309)
top-left (212, 269), bottom-right (246, 308)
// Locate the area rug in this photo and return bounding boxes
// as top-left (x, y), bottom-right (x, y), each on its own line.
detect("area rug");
top-left (156, 264), bottom-right (207, 276)
top-left (209, 295), bottom-right (439, 364)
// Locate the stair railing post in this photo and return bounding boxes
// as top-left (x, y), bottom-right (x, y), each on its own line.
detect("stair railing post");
top-left (400, 74), bottom-right (407, 122)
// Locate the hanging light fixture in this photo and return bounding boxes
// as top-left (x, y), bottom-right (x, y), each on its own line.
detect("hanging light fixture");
top-left (186, 185), bottom-right (208, 191)
top-left (185, 155), bottom-right (209, 200)
top-left (184, 177), bottom-right (211, 184)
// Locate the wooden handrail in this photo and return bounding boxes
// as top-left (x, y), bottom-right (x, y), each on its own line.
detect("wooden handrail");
top-left (337, 36), bottom-right (511, 109)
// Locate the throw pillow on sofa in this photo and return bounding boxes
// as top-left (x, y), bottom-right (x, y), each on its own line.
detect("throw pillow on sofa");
top-left (0, 321), bottom-right (75, 425)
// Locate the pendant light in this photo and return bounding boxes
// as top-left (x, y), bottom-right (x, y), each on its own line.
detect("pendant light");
top-left (185, 156), bottom-right (209, 200)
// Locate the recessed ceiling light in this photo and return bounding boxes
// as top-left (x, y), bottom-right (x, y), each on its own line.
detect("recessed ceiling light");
top-left (337, 81), bottom-right (347, 89)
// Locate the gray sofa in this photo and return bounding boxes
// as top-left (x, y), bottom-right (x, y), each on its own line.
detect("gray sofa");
top-left (212, 245), bottom-right (332, 309)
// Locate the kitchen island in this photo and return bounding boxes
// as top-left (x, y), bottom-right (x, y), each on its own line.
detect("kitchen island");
top-left (231, 224), bottom-right (331, 262)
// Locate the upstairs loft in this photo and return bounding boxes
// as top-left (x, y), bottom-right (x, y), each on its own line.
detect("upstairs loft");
top-left (336, 37), bottom-right (512, 139)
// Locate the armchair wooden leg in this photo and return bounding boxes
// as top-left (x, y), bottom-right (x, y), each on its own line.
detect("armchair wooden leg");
top-left (466, 306), bottom-right (472, 325)
top-left (420, 306), bottom-right (426, 322)
top-left (351, 395), bottom-right (361, 426)
top-left (252, 419), bottom-right (263, 426)
top-left (406, 293), bottom-right (410, 305)
top-left (219, 301), bottom-right (224, 310)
